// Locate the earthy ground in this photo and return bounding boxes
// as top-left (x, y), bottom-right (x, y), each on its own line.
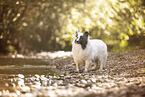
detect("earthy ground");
top-left (0, 49), bottom-right (145, 97)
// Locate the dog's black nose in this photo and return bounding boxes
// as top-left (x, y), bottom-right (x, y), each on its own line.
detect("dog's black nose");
top-left (75, 40), bottom-right (80, 44)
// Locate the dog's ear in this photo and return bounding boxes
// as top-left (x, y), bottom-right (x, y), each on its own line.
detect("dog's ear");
top-left (76, 29), bottom-right (80, 37)
top-left (83, 31), bottom-right (89, 37)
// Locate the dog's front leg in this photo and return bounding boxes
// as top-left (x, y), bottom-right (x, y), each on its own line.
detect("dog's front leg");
top-left (76, 62), bottom-right (79, 72)
top-left (85, 60), bottom-right (90, 72)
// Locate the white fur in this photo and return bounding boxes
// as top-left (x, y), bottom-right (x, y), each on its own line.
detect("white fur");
top-left (72, 34), bottom-right (108, 72)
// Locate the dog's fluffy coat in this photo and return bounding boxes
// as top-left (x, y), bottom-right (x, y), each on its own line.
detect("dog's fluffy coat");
top-left (72, 31), bottom-right (108, 72)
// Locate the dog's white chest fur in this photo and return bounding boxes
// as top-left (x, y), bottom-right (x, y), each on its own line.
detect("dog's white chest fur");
top-left (72, 39), bottom-right (106, 63)
top-left (72, 42), bottom-right (91, 63)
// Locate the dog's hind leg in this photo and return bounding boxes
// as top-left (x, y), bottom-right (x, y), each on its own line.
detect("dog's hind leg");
top-left (99, 57), bottom-right (106, 71)
top-left (94, 59), bottom-right (99, 70)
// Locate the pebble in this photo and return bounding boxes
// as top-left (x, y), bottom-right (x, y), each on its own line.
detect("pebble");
top-left (19, 86), bottom-right (31, 93)
top-left (15, 90), bottom-right (21, 95)
top-left (18, 78), bottom-right (25, 87)
top-left (21, 93), bottom-right (34, 97)
top-left (18, 74), bottom-right (24, 79)
top-left (81, 79), bottom-right (87, 84)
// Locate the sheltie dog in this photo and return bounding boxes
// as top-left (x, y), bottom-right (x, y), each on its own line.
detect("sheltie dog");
top-left (72, 30), bottom-right (108, 72)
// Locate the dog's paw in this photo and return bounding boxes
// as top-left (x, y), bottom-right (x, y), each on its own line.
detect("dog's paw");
top-left (84, 69), bottom-right (88, 72)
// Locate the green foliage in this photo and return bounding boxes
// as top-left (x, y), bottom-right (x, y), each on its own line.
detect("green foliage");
top-left (63, 0), bottom-right (145, 51)
top-left (0, 0), bottom-right (145, 54)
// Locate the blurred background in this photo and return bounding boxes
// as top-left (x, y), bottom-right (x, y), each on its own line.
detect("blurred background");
top-left (0, 0), bottom-right (145, 55)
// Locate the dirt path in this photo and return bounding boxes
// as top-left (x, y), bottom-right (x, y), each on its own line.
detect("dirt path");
top-left (0, 49), bottom-right (145, 97)
top-left (54, 49), bottom-right (145, 77)
top-left (52, 49), bottom-right (145, 97)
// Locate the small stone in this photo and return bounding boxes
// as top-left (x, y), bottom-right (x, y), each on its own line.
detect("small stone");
top-left (35, 74), bottom-right (40, 81)
top-left (18, 74), bottom-right (24, 79)
top-left (41, 80), bottom-right (47, 86)
top-left (18, 79), bottom-right (25, 87)
top-left (27, 78), bottom-right (33, 82)
top-left (53, 76), bottom-right (57, 79)
top-left (91, 78), bottom-right (96, 83)
top-left (5, 83), bottom-right (9, 87)
top-left (2, 90), bottom-right (9, 96)
top-left (53, 83), bottom-right (58, 87)
top-left (81, 80), bottom-right (87, 84)
top-left (15, 90), bottom-right (21, 95)
top-left (20, 86), bottom-right (31, 93)
top-left (34, 81), bottom-right (41, 86)
top-left (8, 93), bottom-right (17, 97)
top-left (49, 76), bottom-right (53, 79)
top-left (9, 83), bottom-right (16, 87)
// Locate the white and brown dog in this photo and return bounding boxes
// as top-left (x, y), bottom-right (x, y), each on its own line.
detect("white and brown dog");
top-left (72, 30), bottom-right (108, 72)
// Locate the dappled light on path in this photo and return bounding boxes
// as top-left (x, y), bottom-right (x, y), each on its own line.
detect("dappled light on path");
top-left (36, 51), bottom-right (72, 59)
top-left (10, 51), bottom-right (72, 59)
top-left (0, 49), bottom-right (145, 96)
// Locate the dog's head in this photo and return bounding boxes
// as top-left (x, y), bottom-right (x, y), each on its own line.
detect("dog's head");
top-left (74, 30), bottom-right (89, 49)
